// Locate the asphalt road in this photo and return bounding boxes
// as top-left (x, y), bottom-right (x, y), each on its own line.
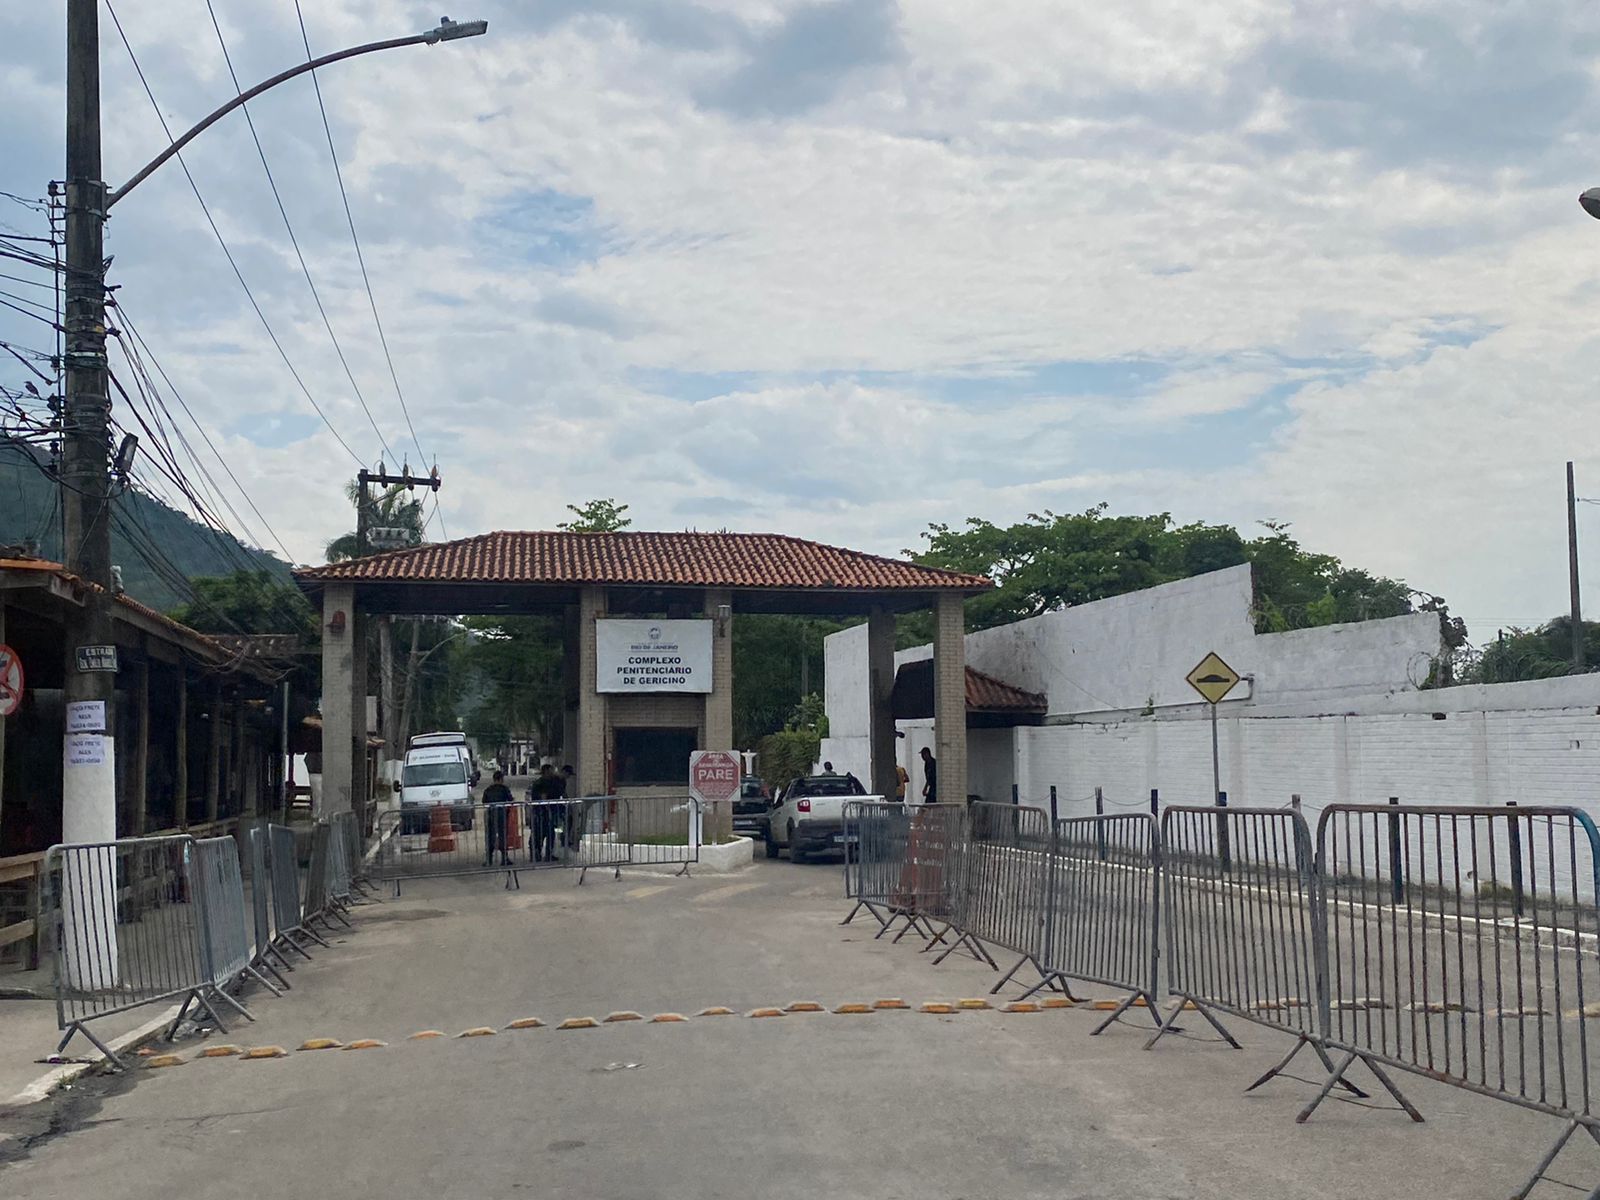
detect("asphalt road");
top-left (0, 853), bottom-right (1583, 1200)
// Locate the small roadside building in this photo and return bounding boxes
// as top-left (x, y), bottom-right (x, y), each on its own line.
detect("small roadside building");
top-left (0, 555), bottom-right (292, 855)
top-left (293, 530), bottom-right (992, 811)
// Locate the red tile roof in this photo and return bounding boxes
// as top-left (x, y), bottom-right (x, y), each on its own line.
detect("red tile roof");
top-left (293, 531), bottom-right (992, 592)
top-left (965, 667), bottom-right (1046, 713)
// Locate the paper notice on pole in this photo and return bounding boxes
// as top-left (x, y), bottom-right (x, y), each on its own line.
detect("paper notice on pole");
top-left (66, 732), bottom-right (107, 767)
top-left (66, 700), bottom-right (106, 733)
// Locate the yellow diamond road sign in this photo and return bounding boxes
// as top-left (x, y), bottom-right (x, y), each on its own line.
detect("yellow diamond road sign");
top-left (1186, 652), bottom-right (1241, 705)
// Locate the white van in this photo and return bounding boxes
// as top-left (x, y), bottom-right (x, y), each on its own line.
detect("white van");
top-left (397, 744), bottom-right (474, 832)
top-left (408, 731), bottom-right (478, 787)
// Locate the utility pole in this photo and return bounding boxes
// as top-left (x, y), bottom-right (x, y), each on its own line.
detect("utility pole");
top-left (60, 0), bottom-right (118, 849)
top-left (1569, 462), bottom-right (1584, 671)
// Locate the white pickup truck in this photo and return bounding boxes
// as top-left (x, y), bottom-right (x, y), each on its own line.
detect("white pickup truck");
top-left (763, 774), bottom-right (884, 862)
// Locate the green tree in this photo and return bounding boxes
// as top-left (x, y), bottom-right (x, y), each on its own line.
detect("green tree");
top-left (325, 480), bottom-right (427, 563)
top-left (909, 507), bottom-right (1450, 639)
top-left (558, 498), bottom-right (631, 533)
top-left (732, 615), bottom-right (838, 746)
top-left (168, 570), bottom-right (316, 638)
top-left (458, 615), bottom-right (566, 757)
top-left (1465, 617), bottom-right (1600, 683)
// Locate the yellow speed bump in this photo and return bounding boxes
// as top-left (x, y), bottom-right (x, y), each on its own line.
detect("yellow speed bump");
top-left (408, 1030), bottom-right (445, 1040)
top-left (1040, 998), bottom-right (1075, 1010)
top-left (344, 1039), bottom-right (386, 1050)
top-left (873, 999), bottom-right (910, 1010)
top-left (919, 1002), bottom-right (957, 1014)
top-left (241, 1046), bottom-right (288, 1060)
top-left (651, 1013), bottom-right (688, 1023)
top-left (833, 1003), bottom-right (873, 1014)
top-left (697, 1006), bottom-right (736, 1017)
top-left (604, 1011), bottom-right (643, 1023)
top-left (198, 1044), bottom-right (243, 1058)
top-left (1002, 1002), bottom-right (1041, 1014)
top-left (956, 999), bottom-right (992, 1011)
top-left (785, 1001), bottom-right (825, 1013)
top-left (505, 1018), bottom-right (545, 1030)
top-left (144, 1053), bottom-right (184, 1069)
top-left (298, 1038), bottom-right (343, 1051)
top-left (748, 1007), bottom-right (786, 1018)
top-left (558, 1017), bottom-right (600, 1030)
top-left (458, 1027), bottom-right (497, 1038)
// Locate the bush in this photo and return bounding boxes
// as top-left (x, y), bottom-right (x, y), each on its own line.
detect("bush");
top-left (757, 728), bottom-right (821, 790)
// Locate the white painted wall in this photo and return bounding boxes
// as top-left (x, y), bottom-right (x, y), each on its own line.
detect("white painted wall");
top-left (824, 564), bottom-right (1600, 823)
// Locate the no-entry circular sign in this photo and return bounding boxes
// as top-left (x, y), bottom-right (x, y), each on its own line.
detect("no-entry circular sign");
top-left (0, 644), bottom-right (23, 718)
top-left (689, 750), bottom-right (741, 804)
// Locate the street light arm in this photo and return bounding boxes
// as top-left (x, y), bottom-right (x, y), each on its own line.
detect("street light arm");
top-left (107, 19), bottom-right (487, 209)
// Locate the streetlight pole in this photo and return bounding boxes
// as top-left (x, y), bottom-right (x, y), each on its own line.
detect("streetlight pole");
top-left (58, 10), bottom-right (487, 849)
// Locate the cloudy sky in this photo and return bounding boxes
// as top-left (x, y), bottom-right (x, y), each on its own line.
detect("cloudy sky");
top-left (4, 0), bottom-right (1600, 639)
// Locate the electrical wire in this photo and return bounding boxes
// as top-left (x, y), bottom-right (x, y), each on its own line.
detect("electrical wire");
top-left (293, 0), bottom-right (431, 476)
top-left (116, 304), bottom-right (298, 563)
top-left (104, 0), bottom-right (367, 468)
top-left (202, 0), bottom-right (397, 467)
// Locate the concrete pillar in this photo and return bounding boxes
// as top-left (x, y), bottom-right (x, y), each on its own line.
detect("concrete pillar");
top-left (932, 592), bottom-right (967, 804)
top-left (704, 589), bottom-right (734, 751)
top-left (351, 606), bottom-right (369, 818)
top-left (562, 603), bottom-right (580, 767)
top-left (867, 607), bottom-right (897, 799)
top-left (577, 587), bottom-right (606, 795)
top-left (320, 582), bottom-right (357, 816)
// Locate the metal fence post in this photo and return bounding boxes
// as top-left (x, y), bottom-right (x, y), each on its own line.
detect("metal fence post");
top-left (1095, 786), bottom-right (1107, 861)
top-left (1387, 796), bottom-right (1404, 903)
top-left (1149, 787), bottom-right (1158, 818)
top-left (1505, 800), bottom-right (1525, 917)
top-left (1216, 790), bottom-right (1230, 873)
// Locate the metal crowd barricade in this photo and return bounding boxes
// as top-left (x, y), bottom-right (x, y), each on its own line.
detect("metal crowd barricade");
top-left (878, 804), bottom-right (965, 944)
top-left (267, 823), bottom-right (327, 958)
top-left (1148, 804), bottom-right (1367, 1094)
top-left (326, 819), bottom-right (355, 908)
top-left (1032, 810), bottom-right (1162, 1029)
top-left (41, 835), bottom-right (262, 1066)
top-left (612, 795), bottom-right (701, 878)
top-left (245, 824), bottom-right (292, 987)
top-left (1314, 804), bottom-right (1600, 1198)
top-left (302, 821), bottom-right (348, 930)
top-left (190, 836), bottom-right (276, 1011)
top-left (842, 801), bottom-right (911, 928)
top-left (934, 800), bottom-right (1051, 972)
top-left (374, 797), bottom-right (639, 894)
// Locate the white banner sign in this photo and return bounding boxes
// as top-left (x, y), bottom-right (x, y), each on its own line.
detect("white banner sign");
top-left (596, 619), bottom-right (713, 693)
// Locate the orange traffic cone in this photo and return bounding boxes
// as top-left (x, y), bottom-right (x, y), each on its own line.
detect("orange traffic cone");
top-left (427, 805), bottom-right (456, 853)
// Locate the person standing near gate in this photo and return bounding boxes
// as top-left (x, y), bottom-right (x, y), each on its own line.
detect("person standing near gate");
top-left (919, 747), bottom-right (937, 804)
top-left (482, 770), bottom-right (513, 866)
top-left (530, 764), bottom-right (560, 861)
top-left (560, 764), bottom-right (583, 853)
top-left (894, 763), bottom-right (909, 803)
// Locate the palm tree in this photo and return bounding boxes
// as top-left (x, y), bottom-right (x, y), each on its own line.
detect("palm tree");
top-left (325, 479), bottom-right (427, 563)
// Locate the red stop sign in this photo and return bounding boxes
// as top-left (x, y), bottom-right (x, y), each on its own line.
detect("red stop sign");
top-left (690, 751), bottom-right (741, 803)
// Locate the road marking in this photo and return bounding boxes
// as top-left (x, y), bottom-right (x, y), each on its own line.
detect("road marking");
top-left (625, 885), bottom-right (672, 899)
top-left (692, 882), bottom-right (762, 904)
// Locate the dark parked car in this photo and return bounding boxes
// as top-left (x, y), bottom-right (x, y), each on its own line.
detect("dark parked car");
top-left (732, 777), bottom-right (769, 837)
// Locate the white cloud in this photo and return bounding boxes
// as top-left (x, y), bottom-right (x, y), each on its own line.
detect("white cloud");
top-left (4, 0), bottom-right (1600, 644)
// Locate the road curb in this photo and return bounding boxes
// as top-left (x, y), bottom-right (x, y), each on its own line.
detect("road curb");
top-left (2, 1001), bottom-right (183, 1112)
